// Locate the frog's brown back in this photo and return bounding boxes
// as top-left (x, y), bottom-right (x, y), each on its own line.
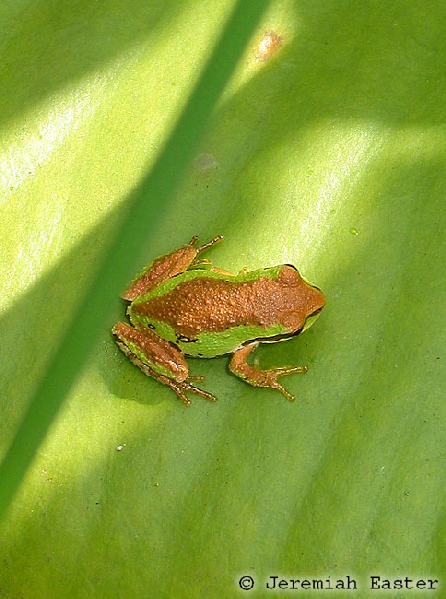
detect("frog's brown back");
top-left (131, 266), bottom-right (324, 339)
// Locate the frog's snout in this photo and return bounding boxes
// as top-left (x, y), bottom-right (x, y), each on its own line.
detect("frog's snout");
top-left (307, 285), bottom-right (325, 316)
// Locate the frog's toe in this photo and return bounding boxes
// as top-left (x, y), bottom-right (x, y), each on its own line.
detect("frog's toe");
top-left (266, 365), bottom-right (308, 376)
top-left (271, 381), bottom-right (295, 402)
top-left (184, 381), bottom-right (218, 403)
top-left (190, 258), bottom-right (212, 268)
top-left (173, 386), bottom-right (192, 407)
top-left (187, 374), bottom-right (205, 382)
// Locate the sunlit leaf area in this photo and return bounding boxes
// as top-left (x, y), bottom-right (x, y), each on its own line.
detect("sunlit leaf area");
top-left (1, 0), bottom-right (445, 597)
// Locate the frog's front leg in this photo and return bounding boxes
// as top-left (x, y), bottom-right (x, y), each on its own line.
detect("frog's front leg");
top-left (228, 342), bottom-right (307, 402)
top-left (122, 235), bottom-right (223, 301)
top-left (113, 322), bottom-right (217, 406)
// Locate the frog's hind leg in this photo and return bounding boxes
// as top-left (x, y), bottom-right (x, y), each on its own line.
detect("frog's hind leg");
top-left (122, 349), bottom-right (217, 406)
top-left (228, 342), bottom-right (307, 402)
top-left (122, 235), bottom-right (223, 301)
top-left (117, 342), bottom-right (217, 407)
top-left (113, 322), bottom-right (217, 406)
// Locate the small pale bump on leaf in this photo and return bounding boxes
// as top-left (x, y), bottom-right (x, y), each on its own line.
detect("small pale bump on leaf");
top-left (256, 31), bottom-right (282, 61)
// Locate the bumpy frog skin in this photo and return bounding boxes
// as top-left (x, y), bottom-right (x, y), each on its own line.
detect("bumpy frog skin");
top-left (113, 236), bottom-right (325, 406)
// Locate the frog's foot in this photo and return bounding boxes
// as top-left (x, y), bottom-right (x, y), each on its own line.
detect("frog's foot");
top-left (188, 236), bottom-right (224, 270)
top-left (175, 372), bottom-right (218, 404)
top-left (228, 342), bottom-right (307, 402)
top-left (163, 377), bottom-right (218, 407)
top-left (195, 235), bottom-right (223, 255)
top-left (260, 365), bottom-right (308, 402)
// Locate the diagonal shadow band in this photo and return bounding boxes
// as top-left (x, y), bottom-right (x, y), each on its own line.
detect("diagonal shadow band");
top-left (0, 0), bottom-right (271, 521)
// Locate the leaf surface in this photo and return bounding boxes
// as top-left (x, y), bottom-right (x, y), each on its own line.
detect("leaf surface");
top-left (1, 1), bottom-right (445, 597)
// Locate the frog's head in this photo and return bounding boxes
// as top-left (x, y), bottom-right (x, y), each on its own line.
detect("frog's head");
top-left (301, 289), bottom-right (325, 331)
top-left (282, 264), bottom-right (325, 332)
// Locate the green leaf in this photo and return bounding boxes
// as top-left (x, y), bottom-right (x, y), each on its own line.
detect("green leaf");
top-left (1, 0), bottom-right (446, 598)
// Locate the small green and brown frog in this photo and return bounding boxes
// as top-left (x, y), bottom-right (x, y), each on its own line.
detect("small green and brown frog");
top-left (113, 235), bottom-right (324, 406)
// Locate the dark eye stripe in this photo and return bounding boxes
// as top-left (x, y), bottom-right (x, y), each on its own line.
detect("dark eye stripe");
top-left (176, 334), bottom-right (198, 343)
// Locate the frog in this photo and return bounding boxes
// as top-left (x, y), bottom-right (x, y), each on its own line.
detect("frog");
top-left (112, 235), bottom-right (325, 406)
